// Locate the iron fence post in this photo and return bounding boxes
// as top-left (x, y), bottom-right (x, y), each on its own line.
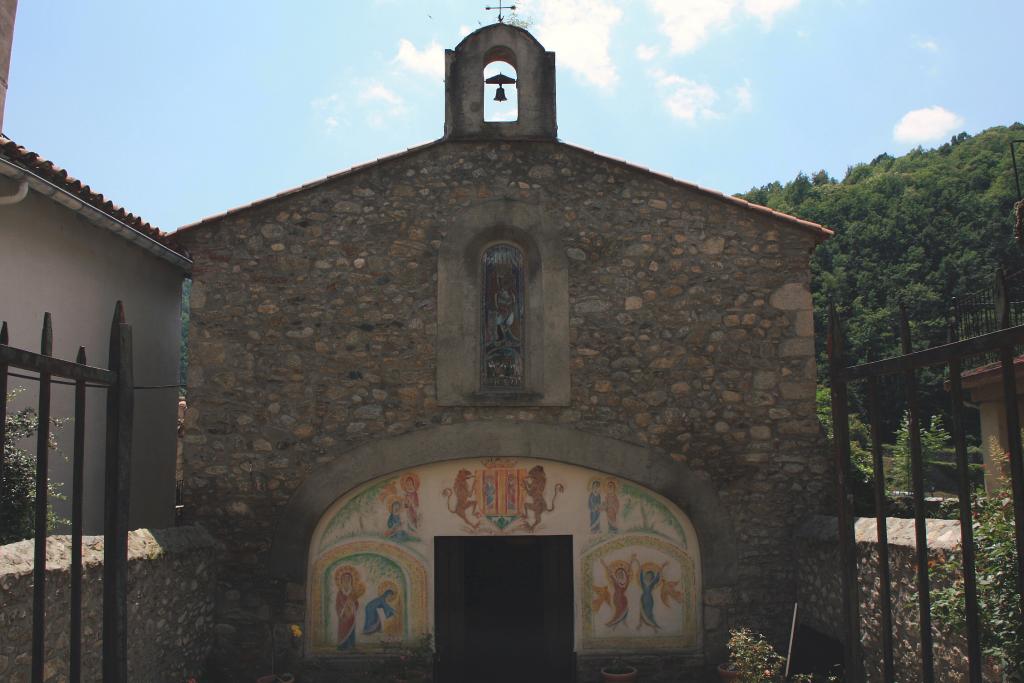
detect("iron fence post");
top-left (827, 303), bottom-right (864, 682)
top-left (102, 302), bottom-right (133, 683)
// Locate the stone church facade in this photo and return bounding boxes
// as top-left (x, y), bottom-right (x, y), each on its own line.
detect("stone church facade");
top-left (176, 24), bottom-right (832, 682)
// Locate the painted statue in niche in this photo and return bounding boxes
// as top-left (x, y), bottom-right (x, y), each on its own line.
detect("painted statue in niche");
top-left (334, 565), bottom-right (365, 650)
top-left (481, 243), bottom-right (525, 388)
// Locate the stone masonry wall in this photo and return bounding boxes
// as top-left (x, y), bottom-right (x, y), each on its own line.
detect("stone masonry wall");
top-left (796, 515), bottom-right (1000, 682)
top-left (175, 139), bottom-right (830, 681)
top-left (0, 526), bottom-right (217, 682)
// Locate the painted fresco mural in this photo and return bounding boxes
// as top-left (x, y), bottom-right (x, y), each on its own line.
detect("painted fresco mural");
top-left (307, 458), bottom-right (701, 655)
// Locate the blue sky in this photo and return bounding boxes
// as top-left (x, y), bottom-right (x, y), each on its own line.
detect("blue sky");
top-left (5, 1), bottom-right (1022, 231)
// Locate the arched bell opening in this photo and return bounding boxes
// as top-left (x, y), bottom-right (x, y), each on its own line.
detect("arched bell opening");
top-left (483, 47), bottom-right (518, 123)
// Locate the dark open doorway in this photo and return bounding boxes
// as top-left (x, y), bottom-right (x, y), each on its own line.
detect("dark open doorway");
top-left (434, 535), bottom-right (574, 683)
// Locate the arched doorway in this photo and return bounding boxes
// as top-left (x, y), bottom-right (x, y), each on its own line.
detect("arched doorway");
top-left (306, 457), bottom-right (702, 682)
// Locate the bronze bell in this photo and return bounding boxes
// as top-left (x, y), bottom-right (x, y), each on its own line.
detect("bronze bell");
top-left (485, 72), bottom-right (516, 103)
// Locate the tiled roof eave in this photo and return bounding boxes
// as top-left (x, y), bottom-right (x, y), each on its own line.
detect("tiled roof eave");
top-left (0, 136), bottom-right (191, 269)
top-left (0, 157), bottom-right (192, 271)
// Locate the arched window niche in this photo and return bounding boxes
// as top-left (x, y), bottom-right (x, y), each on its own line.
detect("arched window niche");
top-left (436, 202), bottom-right (569, 406)
top-left (483, 53), bottom-right (519, 123)
top-left (480, 243), bottom-right (526, 389)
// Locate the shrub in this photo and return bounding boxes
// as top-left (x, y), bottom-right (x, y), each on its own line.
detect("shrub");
top-left (726, 628), bottom-right (840, 682)
top-left (728, 628), bottom-right (785, 682)
top-left (1, 390), bottom-right (67, 544)
top-left (930, 462), bottom-right (1023, 679)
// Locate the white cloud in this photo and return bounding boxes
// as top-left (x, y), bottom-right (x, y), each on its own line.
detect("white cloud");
top-left (359, 84), bottom-right (403, 106)
top-left (915, 37), bottom-right (939, 52)
top-left (393, 38), bottom-right (445, 79)
top-left (651, 69), bottom-right (719, 122)
top-left (458, 25), bottom-right (473, 37)
top-left (893, 106), bottom-right (964, 143)
top-left (733, 78), bottom-right (752, 111)
top-left (649, 0), bottom-right (735, 55)
top-left (743, 0), bottom-right (800, 26)
top-left (519, 0), bottom-right (623, 89)
top-left (648, 0), bottom-right (799, 54)
top-left (311, 94), bottom-right (348, 134)
top-left (357, 83), bottom-right (407, 127)
top-left (635, 43), bottom-right (659, 61)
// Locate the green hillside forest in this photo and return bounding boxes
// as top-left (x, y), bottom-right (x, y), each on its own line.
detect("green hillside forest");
top-left (739, 123), bottom-right (1024, 438)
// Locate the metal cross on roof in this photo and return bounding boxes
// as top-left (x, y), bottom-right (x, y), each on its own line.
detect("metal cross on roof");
top-left (485, 1), bottom-right (516, 23)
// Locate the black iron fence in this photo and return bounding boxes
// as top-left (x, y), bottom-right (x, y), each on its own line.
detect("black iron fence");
top-left (829, 267), bottom-right (1024, 682)
top-left (0, 303), bottom-right (133, 683)
top-left (951, 268), bottom-right (1024, 349)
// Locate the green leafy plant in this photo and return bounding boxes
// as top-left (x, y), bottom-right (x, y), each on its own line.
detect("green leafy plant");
top-left (930, 459), bottom-right (1023, 679)
top-left (727, 628), bottom-right (785, 682)
top-left (726, 629), bottom-right (840, 682)
top-left (816, 385), bottom-right (874, 483)
top-left (889, 412), bottom-right (952, 492)
top-left (1, 389), bottom-right (67, 544)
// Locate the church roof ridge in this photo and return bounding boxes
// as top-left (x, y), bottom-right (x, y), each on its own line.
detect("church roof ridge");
top-left (174, 138), bottom-right (832, 241)
top-left (559, 141), bottom-right (833, 240)
top-left (175, 139), bottom-right (445, 235)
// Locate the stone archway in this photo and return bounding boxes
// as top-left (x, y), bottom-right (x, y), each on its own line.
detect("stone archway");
top-left (269, 423), bottom-right (736, 584)
top-left (268, 422), bottom-right (738, 669)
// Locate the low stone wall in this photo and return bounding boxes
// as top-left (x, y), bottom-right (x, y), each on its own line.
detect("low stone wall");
top-left (0, 525), bottom-right (217, 682)
top-left (796, 515), bottom-right (998, 682)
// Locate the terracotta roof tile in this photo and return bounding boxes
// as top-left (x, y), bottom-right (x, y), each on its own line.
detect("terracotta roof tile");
top-left (959, 354), bottom-right (1024, 387)
top-left (0, 135), bottom-right (189, 258)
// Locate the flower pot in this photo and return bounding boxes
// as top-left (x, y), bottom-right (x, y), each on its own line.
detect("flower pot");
top-left (601, 665), bottom-right (638, 682)
top-left (717, 663), bottom-right (740, 682)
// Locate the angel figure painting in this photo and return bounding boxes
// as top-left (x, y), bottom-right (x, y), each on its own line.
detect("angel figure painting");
top-left (583, 536), bottom-right (697, 650)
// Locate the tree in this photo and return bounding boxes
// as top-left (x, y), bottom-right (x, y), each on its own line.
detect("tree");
top-left (1, 390), bottom-right (66, 544)
top-left (738, 123), bottom-right (1024, 441)
top-left (888, 412), bottom-right (952, 492)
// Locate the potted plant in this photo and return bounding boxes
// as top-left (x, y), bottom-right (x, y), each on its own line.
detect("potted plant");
top-left (601, 658), bottom-right (638, 682)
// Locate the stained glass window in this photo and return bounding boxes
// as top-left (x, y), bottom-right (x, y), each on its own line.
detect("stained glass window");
top-left (481, 244), bottom-right (525, 388)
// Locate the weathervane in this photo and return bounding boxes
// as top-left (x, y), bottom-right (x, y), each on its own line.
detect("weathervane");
top-left (485, 1), bottom-right (516, 23)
